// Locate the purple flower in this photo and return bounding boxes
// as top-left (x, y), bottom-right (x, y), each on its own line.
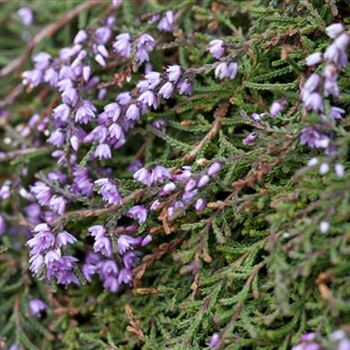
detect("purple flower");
top-left (94, 26), bottom-right (112, 45)
top-left (126, 104), bottom-right (141, 121)
top-left (304, 93), bottom-right (324, 112)
top-left (133, 167), bottom-right (152, 186)
top-left (197, 175), bottom-right (210, 188)
top-left (28, 299), bottom-right (47, 317)
top-left (82, 263), bottom-right (96, 282)
top-left (157, 11), bottom-right (174, 32)
top-left (138, 90), bottom-right (158, 109)
top-left (27, 224), bottom-right (55, 256)
top-left (270, 99), bottom-right (287, 117)
top-left (300, 128), bottom-right (329, 149)
top-left (329, 330), bottom-right (346, 342)
top-left (144, 71), bottom-right (161, 89)
top-left (89, 225), bottom-right (106, 239)
top-left (136, 33), bottom-right (155, 64)
top-left (128, 159), bottom-right (143, 173)
top-left (113, 33), bottom-right (132, 58)
top-left (33, 52), bottom-right (51, 70)
top-left (185, 179), bottom-right (197, 192)
top-left (324, 78), bottom-right (340, 97)
top-left (53, 104), bottom-right (70, 122)
top-left (117, 92), bottom-right (132, 105)
top-left (22, 69), bottom-right (43, 87)
top-left (97, 44), bottom-right (109, 58)
top-left (128, 205), bottom-right (148, 224)
top-left (62, 87), bottom-right (79, 107)
top-left (83, 65), bottom-right (91, 81)
top-left (326, 23), bottom-right (344, 39)
top-left (85, 125), bottom-right (108, 143)
top-left (9, 344), bottom-right (22, 350)
top-left (93, 236), bottom-right (112, 257)
top-left (74, 30), bottom-right (88, 45)
top-left (324, 64), bottom-right (338, 80)
top-left (152, 119), bottom-right (167, 130)
top-left (338, 339), bottom-right (350, 350)
top-left (334, 33), bottom-right (350, 51)
top-left (72, 167), bottom-right (93, 196)
top-left (182, 189), bottom-right (198, 204)
top-left (123, 251), bottom-right (141, 269)
top-left (161, 182), bottom-right (176, 195)
top-left (103, 276), bottom-right (119, 292)
top-left (94, 178), bottom-right (122, 205)
top-left (167, 65), bottom-right (181, 82)
top-left (118, 268), bottom-right (133, 284)
top-left (320, 167), bottom-right (333, 182)
top-left (0, 180), bottom-right (11, 199)
top-left (0, 215), bottom-right (6, 235)
top-left (103, 102), bottom-right (121, 122)
top-left (95, 54), bottom-right (106, 67)
top-left (195, 198), bottom-right (206, 212)
top-left (112, 0), bottom-right (122, 8)
top-left (150, 199), bottom-right (161, 211)
top-left (95, 144), bottom-right (112, 160)
top-left (109, 123), bottom-right (124, 141)
top-left (208, 162), bottom-right (222, 176)
top-left (75, 100), bottom-right (96, 124)
top-left (324, 44), bottom-right (347, 66)
top-left (215, 62), bottom-right (229, 79)
top-left (303, 74), bottom-right (321, 93)
top-left (209, 40), bottom-right (225, 59)
top-left (18, 7), bottom-right (34, 26)
top-left (49, 195), bottom-right (66, 215)
top-left (101, 259), bottom-right (118, 276)
top-left (31, 181), bottom-right (52, 206)
top-left (56, 231), bottom-right (77, 247)
top-left (243, 131), bottom-right (258, 145)
top-left (46, 255), bottom-right (79, 285)
top-left (47, 129), bottom-right (65, 147)
top-left (70, 135), bottom-right (79, 151)
top-left (227, 62), bottom-right (238, 79)
top-left (141, 234), bottom-right (152, 246)
top-left (330, 106), bottom-right (345, 119)
top-left (148, 14), bottom-right (160, 24)
top-left (209, 333), bottom-right (220, 348)
top-left (159, 82), bottom-right (174, 99)
top-left (320, 221), bottom-right (330, 234)
top-left (44, 68), bottom-right (59, 87)
top-left (305, 52), bottom-right (323, 66)
top-left (177, 79), bottom-right (193, 95)
top-left (29, 254), bottom-right (44, 275)
top-left (151, 165), bottom-right (171, 184)
top-left (118, 235), bottom-right (141, 254)
top-left (335, 163), bottom-right (345, 177)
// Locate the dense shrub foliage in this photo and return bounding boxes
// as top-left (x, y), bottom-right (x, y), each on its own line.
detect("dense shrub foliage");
top-left (1, 0), bottom-right (350, 349)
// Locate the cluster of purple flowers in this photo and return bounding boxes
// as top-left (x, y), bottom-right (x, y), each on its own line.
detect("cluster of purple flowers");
top-left (8, 0), bottom-right (240, 293)
top-left (113, 32), bottom-right (156, 64)
top-left (84, 224), bottom-right (151, 292)
top-left (27, 223), bottom-right (78, 285)
top-left (146, 161), bottom-right (222, 218)
top-left (17, 7), bottom-right (34, 26)
top-left (208, 39), bottom-right (239, 80)
top-left (28, 299), bottom-right (47, 317)
top-left (292, 331), bottom-right (350, 350)
top-left (301, 23), bottom-right (349, 176)
top-left (148, 11), bottom-right (175, 33)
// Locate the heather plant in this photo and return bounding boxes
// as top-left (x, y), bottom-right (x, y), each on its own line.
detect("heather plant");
top-left (1, 0), bottom-right (350, 349)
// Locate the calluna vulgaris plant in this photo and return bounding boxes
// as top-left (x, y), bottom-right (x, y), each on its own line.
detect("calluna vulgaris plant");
top-left (1, 0), bottom-right (350, 349)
